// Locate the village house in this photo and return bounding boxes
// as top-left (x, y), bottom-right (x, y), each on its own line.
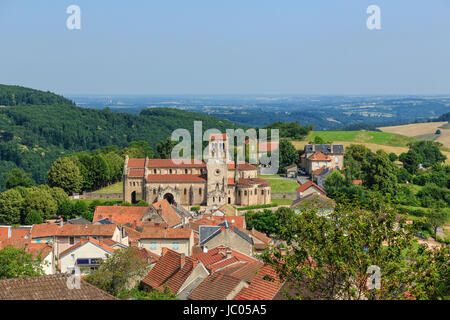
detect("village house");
top-left (30, 223), bottom-right (128, 256)
top-left (123, 134), bottom-right (271, 208)
top-left (198, 222), bottom-right (254, 256)
top-left (138, 227), bottom-right (194, 256)
top-left (295, 180), bottom-right (327, 199)
top-left (300, 144), bottom-right (344, 174)
top-left (58, 237), bottom-right (117, 274)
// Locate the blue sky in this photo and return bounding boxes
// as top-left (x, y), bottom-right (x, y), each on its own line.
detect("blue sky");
top-left (0, 0), bottom-right (449, 95)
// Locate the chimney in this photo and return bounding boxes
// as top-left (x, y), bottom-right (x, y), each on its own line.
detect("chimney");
top-left (59, 218), bottom-right (63, 228)
top-left (180, 253), bottom-right (186, 267)
top-left (24, 243), bottom-right (29, 252)
top-left (203, 246), bottom-right (208, 253)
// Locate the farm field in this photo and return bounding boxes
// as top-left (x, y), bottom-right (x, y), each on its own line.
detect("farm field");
top-left (291, 130), bottom-right (450, 164)
top-left (379, 121), bottom-right (450, 148)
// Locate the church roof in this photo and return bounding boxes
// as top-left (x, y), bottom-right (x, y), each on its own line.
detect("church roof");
top-left (146, 174), bottom-right (207, 183)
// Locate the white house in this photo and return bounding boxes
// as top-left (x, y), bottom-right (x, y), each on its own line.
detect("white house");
top-left (58, 237), bottom-right (115, 274)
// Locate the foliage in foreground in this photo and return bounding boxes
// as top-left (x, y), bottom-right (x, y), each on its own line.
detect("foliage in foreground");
top-left (261, 206), bottom-right (449, 300)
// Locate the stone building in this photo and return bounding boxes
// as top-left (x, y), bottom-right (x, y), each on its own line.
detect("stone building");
top-left (300, 144), bottom-right (344, 174)
top-left (123, 134), bottom-right (271, 207)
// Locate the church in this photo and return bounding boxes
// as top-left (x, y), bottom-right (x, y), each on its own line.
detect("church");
top-left (123, 134), bottom-right (271, 208)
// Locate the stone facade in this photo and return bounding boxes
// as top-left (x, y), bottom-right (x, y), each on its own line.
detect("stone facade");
top-left (123, 135), bottom-right (271, 207)
top-left (300, 144), bottom-right (344, 174)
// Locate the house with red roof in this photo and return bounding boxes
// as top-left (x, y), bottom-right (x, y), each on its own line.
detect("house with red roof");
top-left (0, 238), bottom-right (55, 275)
top-left (235, 265), bottom-right (286, 300)
top-left (58, 237), bottom-right (116, 274)
top-left (138, 226), bottom-right (194, 256)
top-left (295, 180), bottom-right (327, 199)
top-left (300, 144), bottom-right (344, 174)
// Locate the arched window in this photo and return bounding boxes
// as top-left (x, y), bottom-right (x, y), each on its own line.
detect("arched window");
top-left (153, 189), bottom-right (156, 195)
top-left (184, 188), bottom-right (187, 195)
top-left (261, 190), bottom-right (264, 195)
top-left (185, 169), bottom-right (188, 174)
top-left (199, 188), bottom-right (202, 195)
top-left (244, 191), bottom-right (247, 196)
top-left (154, 169), bottom-right (157, 174)
top-left (169, 169), bottom-right (172, 174)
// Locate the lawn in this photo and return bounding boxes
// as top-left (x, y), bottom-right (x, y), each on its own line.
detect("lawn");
top-left (267, 179), bottom-right (299, 193)
top-left (93, 181), bottom-right (123, 194)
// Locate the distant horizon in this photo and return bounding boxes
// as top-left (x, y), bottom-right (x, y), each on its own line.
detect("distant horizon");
top-left (1, 1), bottom-right (449, 95)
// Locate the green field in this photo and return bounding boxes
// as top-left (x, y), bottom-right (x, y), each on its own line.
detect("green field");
top-left (93, 181), bottom-right (123, 194)
top-left (266, 179), bottom-right (299, 194)
top-left (307, 130), bottom-right (417, 147)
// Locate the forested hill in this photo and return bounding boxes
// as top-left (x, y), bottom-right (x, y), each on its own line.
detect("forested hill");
top-left (0, 84), bottom-right (75, 106)
top-left (0, 85), bottom-right (244, 189)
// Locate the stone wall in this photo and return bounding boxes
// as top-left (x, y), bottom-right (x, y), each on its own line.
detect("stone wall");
top-left (80, 193), bottom-right (123, 200)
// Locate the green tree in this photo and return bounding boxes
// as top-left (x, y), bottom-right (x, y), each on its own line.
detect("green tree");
top-left (48, 157), bottom-right (83, 194)
top-left (0, 246), bottom-right (45, 279)
top-left (85, 247), bottom-right (150, 297)
top-left (262, 205), bottom-right (449, 300)
top-left (23, 187), bottom-right (58, 221)
top-left (0, 189), bottom-right (24, 225)
top-left (24, 210), bottom-right (44, 225)
top-left (388, 153), bottom-right (398, 162)
top-left (363, 150), bottom-right (398, 196)
top-left (279, 139), bottom-right (298, 173)
top-left (156, 138), bottom-right (177, 159)
top-left (427, 208), bottom-right (448, 240)
top-left (407, 141), bottom-right (446, 168)
top-left (399, 150), bottom-right (419, 175)
top-left (5, 168), bottom-right (34, 190)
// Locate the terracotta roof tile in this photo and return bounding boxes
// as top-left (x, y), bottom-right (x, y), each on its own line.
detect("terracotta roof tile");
top-left (30, 224), bottom-right (60, 238)
top-left (0, 274), bottom-right (116, 300)
top-left (139, 227), bottom-right (192, 240)
top-left (93, 206), bottom-right (150, 226)
top-left (152, 199), bottom-right (183, 227)
top-left (295, 180), bottom-right (326, 194)
top-left (308, 151), bottom-right (331, 161)
top-left (210, 133), bottom-right (227, 140)
top-left (141, 249), bottom-right (182, 289)
top-left (235, 265), bottom-right (285, 300)
top-left (227, 162), bottom-right (257, 170)
top-left (188, 273), bottom-right (243, 300)
top-left (147, 174), bottom-right (207, 183)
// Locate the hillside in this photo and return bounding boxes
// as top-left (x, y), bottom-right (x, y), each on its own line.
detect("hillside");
top-left (379, 122), bottom-right (450, 149)
top-left (291, 130), bottom-right (450, 164)
top-left (0, 85), bottom-right (245, 189)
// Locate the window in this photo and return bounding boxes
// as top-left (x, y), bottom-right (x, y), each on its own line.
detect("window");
top-left (154, 169), bottom-right (157, 174)
top-left (133, 182), bottom-right (136, 186)
top-left (184, 188), bottom-right (187, 195)
top-left (151, 242), bottom-right (156, 250)
top-left (335, 156), bottom-right (339, 163)
top-left (173, 242), bottom-right (179, 250)
top-left (153, 189), bottom-right (156, 195)
top-left (69, 237), bottom-right (74, 245)
top-left (261, 190), bottom-right (264, 195)
top-left (185, 169), bottom-right (188, 174)
top-left (244, 191), bottom-right (247, 196)
top-left (36, 239), bottom-right (41, 244)
top-left (169, 169), bottom-right (172, 174)
top-left (199, 188), bottom-right (202, 195)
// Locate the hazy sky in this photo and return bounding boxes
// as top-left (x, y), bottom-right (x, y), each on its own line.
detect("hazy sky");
top-left (0, 0), bottom-right (449, 95)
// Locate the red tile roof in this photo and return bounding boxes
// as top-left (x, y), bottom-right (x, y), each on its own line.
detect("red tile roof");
top-left (235, 265), bottom-right (285, 300)
top-left (227, 178), bottom-right (235, 185)
top-left (210, 133), bottom-right (227, 140)
top-left (139, 227), bottom-right (192, 240)
top-left (59, 237), bottom-right (115, 258)
top-left (0, 274), bottom-right (116, 300)
top-left (0, 227), bottom-right (31, 241)
top-left (57, 224), bottom-right (117, 237)
top-left (191, 245), bottom-right (258, 270)
top-left (311, 166), bottom-right (327, 176)
top-left (129, 168), bottom-right (145, 177)
top-left (30, 224), bottom-right (60, 239)
top-left (353, 179), bottom-right (363, 185)
top-left (218, 261), bottom-right (264, 283)
top-left (146, 174), bottom-right (207, 183)
top-left (141, 248), bottom-right (182, 289)
top-left (295, 180), bottom-right (326, 195)
top-left (127, 159), bottom-right (146, 168)
top-left (0, 239), bottom-right (52, 259)
top-left (188, 273), bottom-right (244, 300)
top-left (0, 227), bottom-right (8, 240)
top-left (227, 162), bottom-right (257, 170)
top-left (93, 206), bottom-right (150, 226)
top-left (237, 177), bottom-right (270, 187)
top-left (308, 151), bottom-right (331, 161)
top-left (152, 199), bottom-right (182, 227)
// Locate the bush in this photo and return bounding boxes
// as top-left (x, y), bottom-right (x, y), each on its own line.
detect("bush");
top-left (238, 203), bottom-right (277, 211)
top-left (24, 210), bottom-right (43, 225)
top-left (190, 206), bottom-right (200, 211)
